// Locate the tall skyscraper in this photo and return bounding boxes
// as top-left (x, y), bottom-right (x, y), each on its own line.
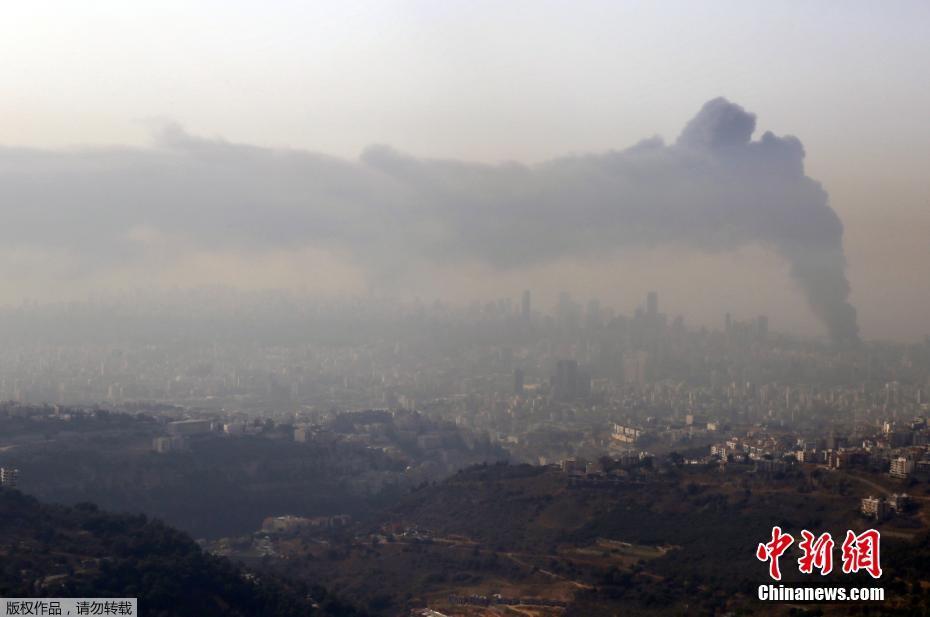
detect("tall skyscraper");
top-left (757, 315), bottom-right (769, 338)
top-left (558, 291), bottom-right (572, 318)
top-left (521, 290), bottom-right (531, 320)
top-left (646, 291), bottom-right (658, 317)
top-left (553, 359), bottom-right (589, 401)
top-left (622, 350), bottom-right (649, 385)
top-left (514, 368), bottom-right (525, 395)
top-left (554, 360), bottom-right (575, 401)
top-left (557, 292), bottom-right (581, 329)
top-left (586, 298), bottom-right (601, 329)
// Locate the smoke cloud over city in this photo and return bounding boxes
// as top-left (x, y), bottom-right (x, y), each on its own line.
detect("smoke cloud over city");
top-left (0, 97), bottom-right (857, 343)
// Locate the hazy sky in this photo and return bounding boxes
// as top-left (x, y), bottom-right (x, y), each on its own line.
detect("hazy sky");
top-left (1, 1), bottom-right (929, 341)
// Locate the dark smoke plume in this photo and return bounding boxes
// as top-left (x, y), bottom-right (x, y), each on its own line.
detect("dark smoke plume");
top-left (0, 97), bottom-right (859, 343)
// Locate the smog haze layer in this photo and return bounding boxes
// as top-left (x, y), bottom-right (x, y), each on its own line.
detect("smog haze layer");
top-left (2, 2), bottom-right (929, 342)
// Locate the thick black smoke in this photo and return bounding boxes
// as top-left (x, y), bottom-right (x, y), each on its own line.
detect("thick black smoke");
top-left (0, 98), bottom-right (858, 343)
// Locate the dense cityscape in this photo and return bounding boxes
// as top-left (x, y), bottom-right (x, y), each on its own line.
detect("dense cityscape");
top-left (2, 289), bottom-right (930, 613)
top-left (2, 289), bottom-right (928, 470)
top-left (3, 289), bottom-right (930, 613)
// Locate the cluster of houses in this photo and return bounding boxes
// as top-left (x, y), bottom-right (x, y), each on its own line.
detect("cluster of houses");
top-left (448, 593), bottom-right (567, 608)
top-left (861, 493), bottom-right (911, 521)
top-left (260, 514), bottom-right (351, 535)
top-left (707, 420), bottom-right (930, 482)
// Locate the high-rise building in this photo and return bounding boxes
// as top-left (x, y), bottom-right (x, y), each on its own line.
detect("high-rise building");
top-left (757, 315), bottom-right (769, 338)
top-left (890, 457), bottom-right (915, 479)
top-left (558, 291), bottom-right (572, 318)
top-left (513, 368), bottom-right (525, 395)
top-left (556, 292), bottom-right (581, 329)
top-left (0, 467), bottom-right (19, 488)
top-left (553, 359), bottom-right (590, 401)
top-left (521, 290), bottom-right (531, 320)
top-left (554, 359), bottom-right (578, 401)
top-left (861, 496), bottom-right (889, 521)
top-left (586, 299), bottom-right (601, 329)
top-left (622, 350), bottom-right (649, 385)
top-left (646, 291), bottom-right (658, 317)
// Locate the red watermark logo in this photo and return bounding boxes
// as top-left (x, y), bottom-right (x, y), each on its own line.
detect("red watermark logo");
top-left (757, 527), bottom-right (882, 580)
